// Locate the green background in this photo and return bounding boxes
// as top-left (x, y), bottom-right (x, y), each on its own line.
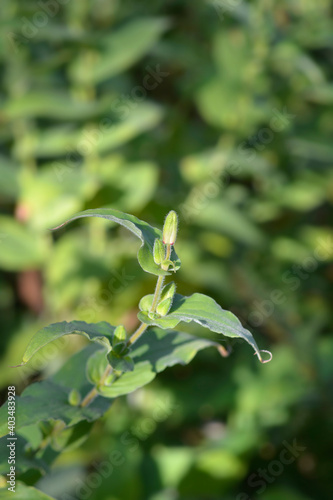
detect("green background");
top-left (0, 0), bottom-right (332, 499)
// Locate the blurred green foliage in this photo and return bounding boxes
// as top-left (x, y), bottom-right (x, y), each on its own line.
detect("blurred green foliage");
top-left (0, 0), bottom-right (332, 499)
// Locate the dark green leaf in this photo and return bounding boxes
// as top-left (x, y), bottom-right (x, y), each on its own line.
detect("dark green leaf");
top-left (52, 208), bottom-right (181, 276)
top-left (20, 321), bottom-right (114, 365)
top-left (98, 328), bottom-right (217, 398)
top-left (137, 293), bottom-right (265, 361)
top-left (0, 483), bottom-right (56, 500)
top-left (107, 351), bottom-right (135, 373)
top-left (0, 345), bottom-right (112, 438)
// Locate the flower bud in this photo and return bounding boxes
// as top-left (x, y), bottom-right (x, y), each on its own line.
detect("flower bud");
top-left (68, 389), bottom-right (81, 406)
top-left (153, 238), bottom-right (165, 265)
top-left (160, 282), bottom-right (176, 302)
top-left (162, 210), bottom-right (178, 245)
top-left (112, 325), bottom-right (127, 346)
top-left (156, 297), bottom-right (172, 316)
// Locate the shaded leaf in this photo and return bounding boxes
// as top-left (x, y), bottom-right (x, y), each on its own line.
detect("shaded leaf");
top-left (52, 208), bottom-right (181, 276)
top-left (0, 345), bottom-right (112, 438)
top-left (107, 351), bottom-right (135, 373)
top-left (98, 328), bottom-right (217, 398)
top-left (20, 321), bottom-right (114, 365)
top-left (0, 483), bottom-right (56, 500)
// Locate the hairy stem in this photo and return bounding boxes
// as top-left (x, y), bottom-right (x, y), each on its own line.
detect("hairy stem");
top-left (149, 244), bottom-right (172, 314)
top-left (149, 274), bottom-right (165, 313)
top-left (126, 322), bottom-right (148, 347)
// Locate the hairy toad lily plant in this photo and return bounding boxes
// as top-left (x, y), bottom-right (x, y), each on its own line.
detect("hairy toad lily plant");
top-left (2, 209), bottom-right (271, 440)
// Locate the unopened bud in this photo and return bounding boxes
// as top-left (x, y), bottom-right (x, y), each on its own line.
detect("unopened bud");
top-left (68, 389), bottom-right (81, 406)
top-left (160, 282), bottom-right (176, 302)
top-left (156, 297), bottom-right (172, 316)
top-left (162, 210), bottom-right (178, 245)
top-left (153, 238), bottom-right (165, 265)
top-left (112, 325), bottom-right (127, 346)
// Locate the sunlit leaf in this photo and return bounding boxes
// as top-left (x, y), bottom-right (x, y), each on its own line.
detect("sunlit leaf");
top-left (136, 293), bottom-right (264, 361)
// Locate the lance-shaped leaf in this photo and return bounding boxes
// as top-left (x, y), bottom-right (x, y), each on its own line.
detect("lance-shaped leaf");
top-left (52, 208), bottom-right (181, 276)
top-left (138, 293), bottom-right (266, 362)
top-left (18, 321), bottom-right (114, 366)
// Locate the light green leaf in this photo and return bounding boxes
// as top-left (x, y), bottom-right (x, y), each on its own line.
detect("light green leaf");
top-left (139, 293), bottom-right (155, 311)
top-left (137, 311), bottom-right (180, 329)
top-left (70, 18), bottom-right (169, 85)
top-left (3, 92), bottom-right (115, 121)
top-left (86, 349), bottom-right (109, 385)
top-left (20, 321), bottom-right (114, 365)
top-left (52, 208), bottom-right (181, 276)
top-left (193, 200), bottom-right (265, 247)
top-left (0, 216), bottom-right (48, 271)
top-left (0, 157), bottom-right (19, 199)
top-left (19, 103), bottom-right (164, 158)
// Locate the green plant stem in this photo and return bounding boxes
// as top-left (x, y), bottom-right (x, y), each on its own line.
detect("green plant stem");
top-left (126, 321), bottom-right (148, 347)
top-left (81, 245), bottom-right (173, 407)
top-left (149, 244), bottom-right (172, 314)
top-left (149, 274), bottom-right (165, 313)
top-left (81, 364), bottom-right (112, 407)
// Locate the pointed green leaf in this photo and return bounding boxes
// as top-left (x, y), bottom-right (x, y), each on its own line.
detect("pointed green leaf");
top-left (156, 297), bottom-right (173, 316)
top-left (52, 208), bottom-right (181, 276)
top-left (112, 325), bottom-right (127, 346)
top-left (139, 293), bottom-right (154, 311)
top-left (20, 321), bottom-right (114, 365)
top-left (160, 282), bottom-right (177, 302)
top-left (138, 293), bottom-right (264, 361)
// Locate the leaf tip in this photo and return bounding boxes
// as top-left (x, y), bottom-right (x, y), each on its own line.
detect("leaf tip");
top-left (49, 221), bottom-right (68, 231)
top-left (254, 349), bottom-right (273, 364)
